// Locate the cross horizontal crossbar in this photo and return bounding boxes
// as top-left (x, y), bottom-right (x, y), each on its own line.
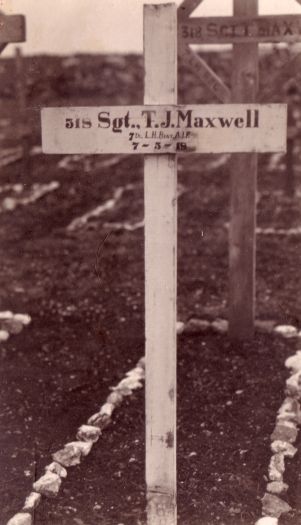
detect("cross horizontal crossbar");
top-left (179, 14), bottom-right (301, 44)
top-left (41, 104), bottom-right (287, 155)
top-left (0, 14), bottom-right (25, 44)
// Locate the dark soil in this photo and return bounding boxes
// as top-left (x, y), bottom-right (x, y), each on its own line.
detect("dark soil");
top-left (0, 52), bottom-right (301, 525)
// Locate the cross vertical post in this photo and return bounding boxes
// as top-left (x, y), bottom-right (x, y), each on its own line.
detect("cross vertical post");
top-left (229, 0), bottom-right (259, 340)
top-left (144, 4), bottom-right (177, 525)
top-left (15, 46), bottom-right (30, 177)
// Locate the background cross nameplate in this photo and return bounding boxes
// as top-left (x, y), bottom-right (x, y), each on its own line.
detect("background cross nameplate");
top-left (179, 14), bottom-right (301, 45)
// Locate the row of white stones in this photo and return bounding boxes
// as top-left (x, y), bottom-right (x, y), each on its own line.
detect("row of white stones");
top-left (66, 184), bottom-right (134, 232)
top-left (256, 226), bottom-right (301, 236)
top-left (6, 356), bottom-right (145, 525)
top-left (66, 182), bottom-right (186, 233)
top-left (0, 182), bottom-right (60, 213)
top-left (178, 317), bottom-right (301, 524)
top-left (256, 328), bottom-right (301, 525)
top-left (177, 318), bottom-right (300, 338)
top-left (5, 317), bottom-right (300, 525)
top-left (224, 222), bottom-right (301, 237)
top-left (0, 311), bottom-right (31, 342)
top-left (57, 153), bottom-right (129, 173)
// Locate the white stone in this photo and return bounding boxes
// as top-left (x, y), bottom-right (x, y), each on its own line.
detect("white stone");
top-left (52, 445), bottom-right (81, 467)
top-left (276, 419), bottom-right (297, 429)
top-left (22, 492), bottom-right (41, 511)
top-left (113, 385), bottom-right (132, 396)
top-left (183, 318), bottom-right (211, 334)
top-left (211, 319), bottom-right (228, 334)
top-left (286, 372), bottom-right (301, 396)
top-left (271, 440), bottom-right (297, 458)
top-left (278, 397), bottom-right (300, 418)
top-left (3, 197), bottom-right (17, 210)
top-left (268, 454), bottom-right (285, 481)
top-left (3, 319), bottom-right (23, 334)
top-left (136, 356), bottom-right (145, 369)
top-left (271, 423), bottom-right (298, 443)
top-left (126, 367), bottom-right (145, 380)
top-left (262, 493), bottom-right (292, 518)
top-left (277, 414), bottom-right (298, 426)
top-left (14, 313), bottom-right (31, 325)
top-left (0, 329), bottom-right (9, 341)
top-left (45, 461), bottom-right (67, 478)
top-left (87, 412), bottom-right (111, 429)
top-left (33, 471), bottom-right (62, 497)
top-left (7, 513), bottom-right (32, 525)
top-left (106, 391), bottom-right (124, 406)
top-left (13, 184), bottom-right (23, 193)
top-left (267, 481), bottom-right (289, 495)
top-left (117, 377), bottom-right (136, 389)
top-left (285, 352), bottom-right (301, 373)
top-left (255, 518), bottom-right (278, 525)
top-left (127, 378), bottom-right (143, 390)
top-left (118, 377), bottom-right (143, 390)
top-left (276, 397), bottom-right (300, 423)
top-left (277, 399), bottom-right (293, 416)
top-left (0, 310), bottom-right (13, 319)
top-left (135, 365), bottom-right (145, 376)
top-left (65, 441), bottom-right (92, 456)
top-left (99, 402), bottom-right (115, 417)
top-left (274, 325), bottom-right (298, 338)
top-left (176, 321), bottom-right (185, 334)
top-left (76, 425), bottom-right (101, 443)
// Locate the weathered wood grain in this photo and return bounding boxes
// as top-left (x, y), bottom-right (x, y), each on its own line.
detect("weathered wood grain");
top-left (229, 0), bottom-right (259, 340)
top-left (144, 4), bottom-right (177, 525)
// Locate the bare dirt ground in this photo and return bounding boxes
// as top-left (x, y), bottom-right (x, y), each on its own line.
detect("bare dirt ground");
top-left (0, 52), bottom-right (301, 525)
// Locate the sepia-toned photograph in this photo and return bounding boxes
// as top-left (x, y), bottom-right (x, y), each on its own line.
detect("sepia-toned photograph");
top-left (1, 1), bottom-right (301, 524)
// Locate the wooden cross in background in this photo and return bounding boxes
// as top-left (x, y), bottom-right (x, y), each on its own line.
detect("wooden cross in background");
top-left (179, 0), bottom-right (301, 340)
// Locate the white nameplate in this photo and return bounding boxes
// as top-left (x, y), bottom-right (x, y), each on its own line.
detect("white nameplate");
top-left (41, 104), bottom-right (287, 155)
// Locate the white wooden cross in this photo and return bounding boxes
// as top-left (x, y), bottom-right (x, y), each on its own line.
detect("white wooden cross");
top-left (178, 0), bottom-right (301, 341)
top-left (41, 4), bottom-right (287, 524)
top-left (0, 11), bottom-right (25, 54)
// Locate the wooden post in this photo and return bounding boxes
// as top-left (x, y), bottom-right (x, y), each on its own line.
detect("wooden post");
top-left (229, 0), bottom-right (259, 340)
top-left (286, 136), bottom-right (295, 198)
top-left (144, 4), bottom-right (177, 525)
top-left (15, 47), bottom-right (26, 109)
top-left (15, 46), bottom-right (30, 176)
top-left (285, 102), bottom-right (296, 198)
